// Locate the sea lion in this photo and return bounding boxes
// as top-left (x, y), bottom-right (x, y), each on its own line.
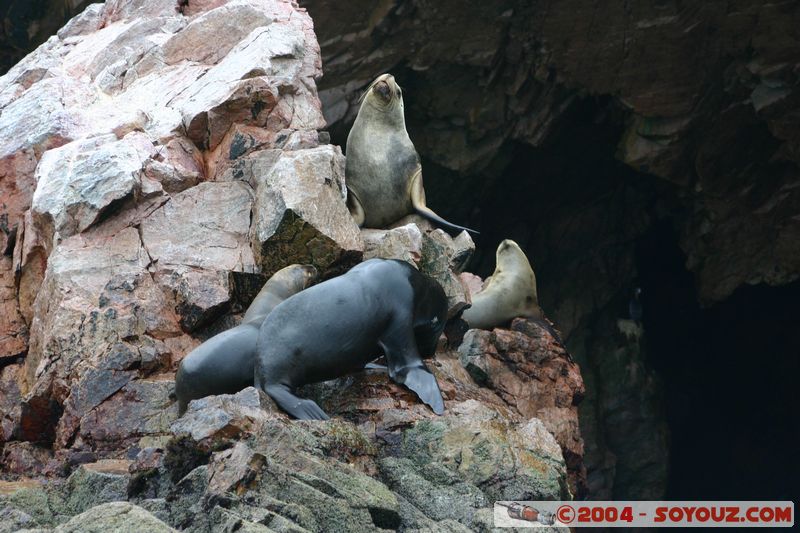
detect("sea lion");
top-left (345, 73), bottom-right (478, 235)
top-left (255, 258), bottom-right (447, 420)
top-left (175, 264), bottom-right (318, 414)
top-left (461, 239), bottom-right (543, 330)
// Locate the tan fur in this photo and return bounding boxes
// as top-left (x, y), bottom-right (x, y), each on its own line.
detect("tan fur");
top-left (461, 240), bottom-right (541, 329)
top-left (345, 73), bottom-right (477, 234)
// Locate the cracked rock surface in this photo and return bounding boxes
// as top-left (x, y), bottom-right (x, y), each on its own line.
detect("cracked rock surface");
top-left (0, 1), bottom-right (585, 530)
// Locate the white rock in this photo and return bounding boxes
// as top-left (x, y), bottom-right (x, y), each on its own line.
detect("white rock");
top-left (140, 181), bottom-right (256, 272)
top-left (251, 145), bottom-right (363, 274)
top-left (31, 133), bottom-right (155, 241)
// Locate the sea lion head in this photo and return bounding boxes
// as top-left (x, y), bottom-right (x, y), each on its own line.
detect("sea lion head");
top-left (411, 274), bottom-right (448, 358)
top-left (358, 73), bottom-right (405, 126)
top-left (495, 239), bottom-right (531, 275)
top-left (269, 264), bottom-right (319, 297)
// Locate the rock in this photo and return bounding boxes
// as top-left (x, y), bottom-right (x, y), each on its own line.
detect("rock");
top-left (250, 145), bottom-right (363, 276)
top-left (0, 442), bottom-right (52, 476)
top-left (0, 77), bottom-right (91, 163)
top-left (140, 181), bottom-right (256, 272)
top-left (142, 138), bottom-right (203, 194)
top-left (418, 225), bottom-right (473, 317)
top-left (31, 133), bottom-right (155, 242)
top-left (77, 379), bottom-right (177, 452)
top-left (0, 479), bottom-right (61, 529)
top-left (165, 388), bottom-right (401, 532)
top-left (20, 227), bottom-right (178, 443)
top-left (459, 272), bottom-right (484, 296)
top-left (378, 456), bottom-right (487, 524)
top-left (395, 400), bottom-right (567, 501)
top-left (53, 501), bottom-right (177, 533)
top-left (163, 3), bottom-right (273, 66)
top-left (0, 76), bottom-right (95, 349)
top-left (0, 506), bottom-right (37, 533)
top-left (1, 0), bottom-right (339, 480)
top-left (0, 363), bottom-right (23, 443)
top-left (170, 387), bottom-right (268, 444)
top-left (174, 7), bottom-right (324, 150)
top-left (380, 215), bottom-right (474, 317)
top-left (579, 317), bottom-right (669, 499)
top-left (0, 258), bottom-right (27, 362)
top-left (361, 223), bottom-right (424, 266)
top-left (63, 461), bottom-right (130, 515)
top-left (458, 319), bottom-right (586, 495)
top-left (156, 268), bottom-right (231, 332)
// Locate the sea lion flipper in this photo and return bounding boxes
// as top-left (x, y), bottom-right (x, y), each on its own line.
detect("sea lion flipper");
top-left (409, 166), bottom-right (479, 236)
top-left (263, 383), bottom-right (330, 420)
top-left (380, 319), bottom-right (446, 414)
top-left (346, 188), bottom-right (366, 226)
top-left (401, 366), bottom-right (445, 415)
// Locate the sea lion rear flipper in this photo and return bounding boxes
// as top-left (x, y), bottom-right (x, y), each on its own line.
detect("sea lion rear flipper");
top-left (346, 188), bottom-right (366, 226)
top-left (409, 166), bottom-right (479, 236)
top-left (264, 383), bottom-right (330, 420)
top-left (401, 366), bottom-right (445, 415)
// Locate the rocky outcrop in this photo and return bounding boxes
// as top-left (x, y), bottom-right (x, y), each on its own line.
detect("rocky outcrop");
top-left (0, 0), bottom-right (586, 530)
top-left (301, 0), bottom-right (800, 499)
top-left (0, 0), bottom-right (349, 453)
top-left (459, 319), bottom-right (585, 494)
top-left (0, 321), bottom-right (583, 530)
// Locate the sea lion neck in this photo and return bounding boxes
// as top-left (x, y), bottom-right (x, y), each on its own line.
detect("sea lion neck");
top-left (358, 95), bottom-right (407, 132)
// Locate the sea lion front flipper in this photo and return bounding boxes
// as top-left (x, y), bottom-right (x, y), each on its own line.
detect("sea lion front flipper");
top-left (409, 166), bottom-right (479, 236)
top-left (263, 383), bottom-right (330, 420)
top-left (401, 366), bottom-right (445, 415)
top-left (380, 321), bottom-right (445, 415)
top-left (346, 188), bottom-right (366, 226)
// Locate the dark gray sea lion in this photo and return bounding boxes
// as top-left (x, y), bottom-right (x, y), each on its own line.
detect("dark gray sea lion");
top-left (175, 264), bottom-right (318, 414)
top-left (255, 258), bottom-right (447, 420)
top-left (345, 73), bottom-right (478, 235)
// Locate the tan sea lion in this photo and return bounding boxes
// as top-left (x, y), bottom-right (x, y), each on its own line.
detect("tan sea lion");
top-left (461, 239), bottom-right (542, 329)
top-left (175, 264), bottom-right (318, 414)
top-left (345, 73), bottom-right (478, 235)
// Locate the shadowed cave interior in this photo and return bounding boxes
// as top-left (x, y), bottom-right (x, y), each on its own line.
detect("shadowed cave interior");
top-left (637, 223), bottom-right (800, 500)
top-left (329, 84), bottom-right (798, 500)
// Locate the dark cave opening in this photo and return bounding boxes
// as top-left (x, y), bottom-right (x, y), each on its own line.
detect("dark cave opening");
top-left (324, 76), bottom-right (798, 501)
top-left (636, 222), bottom-right (800, 500)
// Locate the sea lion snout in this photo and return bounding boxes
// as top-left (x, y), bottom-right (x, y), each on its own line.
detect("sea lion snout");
top-left (373, 80), bottom-right (392, 101)
top-left (301, 265), bottom-right (319, 287)
top-left (497, 239), bottom-right (516, 255)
